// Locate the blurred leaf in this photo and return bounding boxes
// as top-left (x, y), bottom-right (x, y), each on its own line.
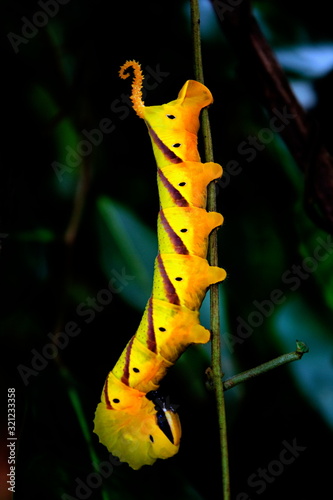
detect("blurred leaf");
top-left (289, 79), bottom-right (317, 109)
top-left (29, 84), bottom-right (59, 120)
top-left (273, 295), bottom-right (333, 429)
top-left (29, 84), bottom-right (80, 197)
top-left (97, 196), bottom-right (157, 310)
top-left (15, 228), bottom-right (55, 242)
top-left (275, 43), bottom-right (333, 78)
top-left (61, 367), bottom-right (112, 500)
top-left (47, 21), bottom-right (76, 86)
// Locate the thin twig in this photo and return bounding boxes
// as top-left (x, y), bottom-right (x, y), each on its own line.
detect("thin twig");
top-left (206, 340), bottom-right (309, 392)
top-left (190, 1), bottom-right (230, 498)
top-left (222, 341), bottom-right (309, 391)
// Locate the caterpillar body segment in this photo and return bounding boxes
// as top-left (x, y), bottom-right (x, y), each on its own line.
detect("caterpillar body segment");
top-left (157, 161), bottom-right (223, 210)
top-left (135, 298), bottom-right (211, 363)
top-left (94, 60), bottom-right (226, 469)
top-left (112, 335), bottom-right (173, 393)
top-left (152, 254), bottom-right (226, 311)
top-left (158, 207), bottom-right (223, 258)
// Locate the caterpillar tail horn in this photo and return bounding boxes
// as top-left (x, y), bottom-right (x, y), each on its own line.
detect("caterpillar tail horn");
top-left (119, 60), bottom-right (145, 118)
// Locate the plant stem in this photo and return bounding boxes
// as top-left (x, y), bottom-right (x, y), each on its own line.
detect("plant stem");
top-left (222, 341), bottom-right (309, 391)
top-left (190, 1), bottom-right (230, 498)
top-left (61, 366), bottom-right (110, 500)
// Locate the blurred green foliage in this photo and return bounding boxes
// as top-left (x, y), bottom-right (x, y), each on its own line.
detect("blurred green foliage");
top-left (2, 0), bottom-right (333, 499)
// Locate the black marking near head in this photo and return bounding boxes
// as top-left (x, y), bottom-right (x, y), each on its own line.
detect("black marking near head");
top-left (156, 409), bottom-right (174, 444)
top-left (146, 391), bottom-right (178, 444)
top-left (166, 114), bottom-right (176, 119)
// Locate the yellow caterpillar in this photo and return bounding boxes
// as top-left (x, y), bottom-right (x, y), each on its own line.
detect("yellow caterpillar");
top-left (94, 60), bottom-right (226, 470)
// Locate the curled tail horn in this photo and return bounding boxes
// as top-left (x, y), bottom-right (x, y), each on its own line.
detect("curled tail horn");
top-left (119, 60), bottom-right (145, 118)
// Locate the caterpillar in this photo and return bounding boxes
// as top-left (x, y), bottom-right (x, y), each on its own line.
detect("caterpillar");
top-left (93, 60), bottom-right (226, 470)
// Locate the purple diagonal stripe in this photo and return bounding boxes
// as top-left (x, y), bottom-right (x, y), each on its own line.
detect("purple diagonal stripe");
top-left (158, 169), bottom-right (189, 207)
top-left (121, 336), bottom-right (135, 386)
top-left (103, 379), bottom-right (113, 409)
top-left (147, 124), bottom-right (183, 164)
top-left (147, 297), bottom-right (157, 353)
top-left (159, 209), bottom-right (189, 255)
top-left (156, 254), bottom-right (180, 306)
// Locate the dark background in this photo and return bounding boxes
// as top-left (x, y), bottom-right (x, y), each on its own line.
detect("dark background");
top-left (2, 0), bottom-right (333, 499)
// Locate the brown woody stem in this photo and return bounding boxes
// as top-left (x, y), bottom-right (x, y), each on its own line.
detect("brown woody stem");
top-left (191, 0), bottom-right (230, 498)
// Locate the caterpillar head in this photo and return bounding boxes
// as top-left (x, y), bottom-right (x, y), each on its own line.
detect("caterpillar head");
top-left (93, 372), bottom-right (181, 470)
